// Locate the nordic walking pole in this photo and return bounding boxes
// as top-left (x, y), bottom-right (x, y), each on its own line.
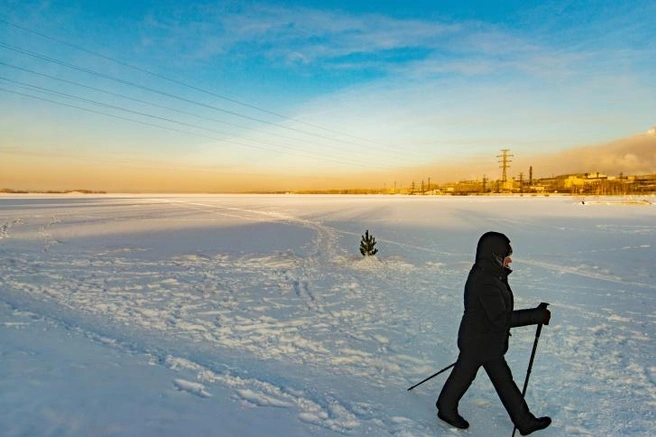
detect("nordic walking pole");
top-left (512, 302), bottom-right (550, 437)
top-left (407, 362), bottom-right (456, 391)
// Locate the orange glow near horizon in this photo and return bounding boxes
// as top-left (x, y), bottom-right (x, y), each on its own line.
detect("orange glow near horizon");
top-left (3, 131), bottom-right (655, 193)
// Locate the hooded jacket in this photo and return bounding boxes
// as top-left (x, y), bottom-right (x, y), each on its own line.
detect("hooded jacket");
top-left (457, 232), bottom-right (546, 360)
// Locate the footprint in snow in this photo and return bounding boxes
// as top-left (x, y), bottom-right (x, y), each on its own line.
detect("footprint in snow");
top-left (235, 388), bottom-right (294, 408)
top-left (173, 379), bottom-right (212, 398)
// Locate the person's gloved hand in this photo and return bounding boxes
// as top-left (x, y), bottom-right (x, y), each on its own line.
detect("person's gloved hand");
top-left (543, 309), bottom-right (551, 325)
top-left (536, 302), bottom-right (550, 325)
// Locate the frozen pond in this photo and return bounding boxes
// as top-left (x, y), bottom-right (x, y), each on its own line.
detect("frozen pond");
top-left (1, 194), bottom-right (654, 436)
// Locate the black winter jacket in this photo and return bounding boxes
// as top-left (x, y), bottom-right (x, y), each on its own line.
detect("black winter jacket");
top-left (456, 232), bottom-right (547, 360)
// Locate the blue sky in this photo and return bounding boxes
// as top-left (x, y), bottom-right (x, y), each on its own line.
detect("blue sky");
top-left (1, 0), bottom-right (655, 191)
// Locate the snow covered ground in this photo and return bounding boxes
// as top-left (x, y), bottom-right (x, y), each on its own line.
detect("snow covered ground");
top-left (1, 194), bottom-right (654, 437)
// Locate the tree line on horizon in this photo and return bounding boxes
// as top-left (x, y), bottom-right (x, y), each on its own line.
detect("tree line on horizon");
top-left (1, 172), bottom-right (655, 196)
top-left (293, 171), bottom-right (656, 196)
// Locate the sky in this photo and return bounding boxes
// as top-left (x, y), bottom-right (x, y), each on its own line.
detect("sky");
top-left (1, 0), bottom-right (655, 192)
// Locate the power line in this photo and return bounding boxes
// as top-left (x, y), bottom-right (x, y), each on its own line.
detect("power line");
top-left (0, 40), bottom-right (429, 163)
top-left (0, 60), bottom-right (273, 133)
top-left (0, 15), bottom-right (383, 146)
top-left (0, 85), bottom-right (217, 139)
top-left (0, 78), bottom-right (394, 169)
top-left (0, 141), bottom-right (353, 180)
top-left (0, 42), bottom-right (296, 129)
top-left (0, 60), bottom-right (379, 157)
top-left (0, 41), bottom-right (432, 165)
top-left (0, 17), bottom-right (445, 161)
top-left (0, 42), bottom-right (440, 168)
top-left (0, 17), bottom-right (292, 119)
top-left (0, 81), bottom-right (361, 168)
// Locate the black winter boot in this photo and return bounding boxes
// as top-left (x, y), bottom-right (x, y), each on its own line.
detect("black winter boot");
top-left (437, 410), bottom-right (470, 429)
top-left (518, 416), bottom-right (551, 435)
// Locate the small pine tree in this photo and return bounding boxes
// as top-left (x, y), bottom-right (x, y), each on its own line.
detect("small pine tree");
top-left (359, 230), bottom-right (378, 257)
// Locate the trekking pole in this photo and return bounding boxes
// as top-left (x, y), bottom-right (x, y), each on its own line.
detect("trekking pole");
top-left (512, 302), bottom-right (550, 437)
top-left (407, 362), bottom-right (456, 391)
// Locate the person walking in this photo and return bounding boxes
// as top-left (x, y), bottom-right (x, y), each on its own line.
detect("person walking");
top-left (436, 231), bottom-right (552, 435)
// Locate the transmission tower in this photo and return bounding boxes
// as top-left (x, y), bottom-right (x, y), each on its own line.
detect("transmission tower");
top-left (497, 149), bottom-right (514, 184)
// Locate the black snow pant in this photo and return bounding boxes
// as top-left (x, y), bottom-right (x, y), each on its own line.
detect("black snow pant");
top-left (436, 351), bottom-right (533, 427)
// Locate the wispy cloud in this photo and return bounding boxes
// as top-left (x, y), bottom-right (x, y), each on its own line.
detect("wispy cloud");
top-left (139, 4), bottom-right (531, 73)
top-left (138, 1), bottom-right (653, 87)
